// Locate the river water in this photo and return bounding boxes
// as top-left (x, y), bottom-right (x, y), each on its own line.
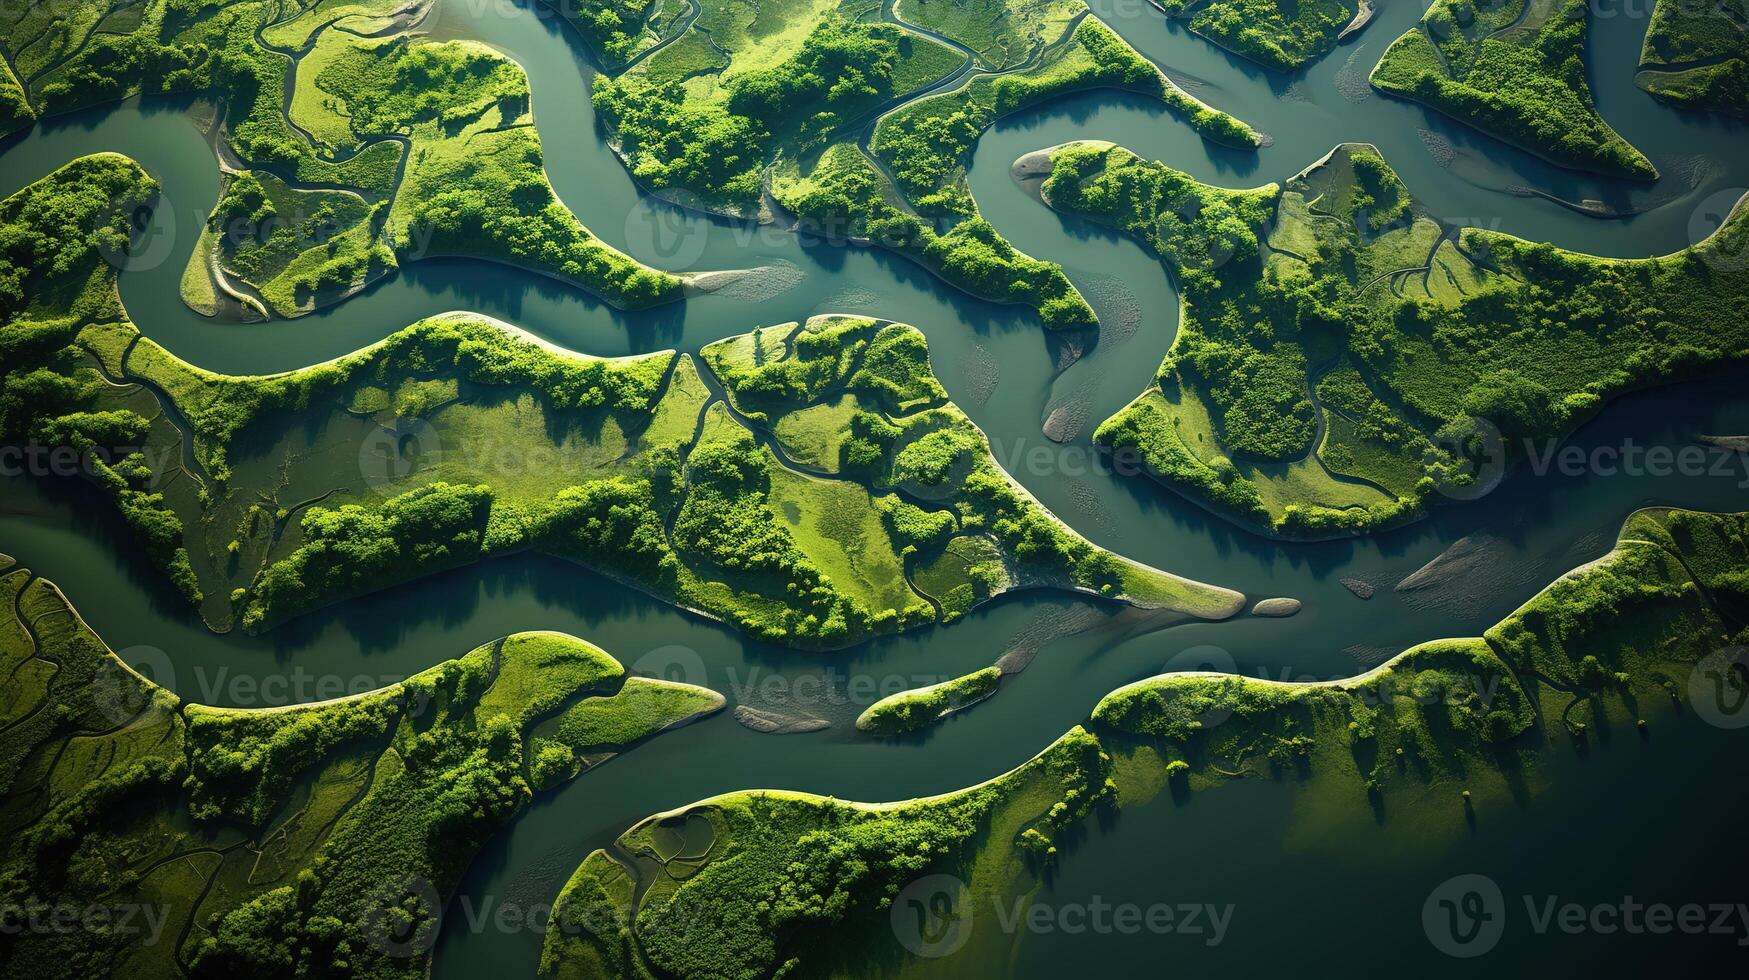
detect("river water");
top-left (1, 0), bottom-right (1746, 973)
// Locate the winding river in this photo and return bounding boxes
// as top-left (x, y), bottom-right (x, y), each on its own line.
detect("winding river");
top-left (2, 0), bottom-right (1748, 973)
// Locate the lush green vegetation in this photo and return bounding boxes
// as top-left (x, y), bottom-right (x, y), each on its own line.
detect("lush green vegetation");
top-left (856, 665), bottom-right (1003, 733)
top-left (2, 173), bottom-right (1240, 644)
top-left (0, 557), bottom-right (722, 980)
top-left (0, 154), bottom-right (203, 601)
top-left (540, 726), bottom-right (1116, 979)
top-left (871, 16), bottom-right (1259, 216)
top-left (541, 508), bottom-right (1747, 978)
top-left (1097, 508), bottom-right (1746, 805)
top-left (302, 31), bottom-right (680, 308)
top-left (771, 144), bottom-right (1096, 327)
top-left (593, 0), bottom-right (1254, 326)
top-left (1369, 0), bottom-right (1656, 178)
top-left (1037, 140), bottom-right (1749, 536)
top-left (2, 1), bottom-right (681, 314)
top-left (698, 315), bottom-right (1247, 620)
top-left (1151, 0), bottom-right (1356, 71)
top-left (0, 55), bottom-right (32, 136)
top-left (1636, 0), bottom-right (1749, 117)
top-left (205, 169), bottom-right (394, 315)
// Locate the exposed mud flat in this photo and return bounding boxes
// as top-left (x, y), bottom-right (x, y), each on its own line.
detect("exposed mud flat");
top-left (687, 260), bottom-right (805, 302)
top-left (958, 343), bottom-right (1001, 407)
top-left (1076, 271), bottom-right (1142, 349)
top-left (1041, 384), bottom-right (1094, 442)
top-left (1063, 476), bottom-right (1118, 534)
top-left (1334, 44), bottom-right (1375, 104)
top-left (1251, 597), bottom-right (1302, 617)
top-left (995, 605), bottom-right (1107, 673)
top-left (734, 704), bottom-right (831, 735)
top-left (1340, 576), bottom-right (1376, 599)
top-left (1416, 129), bottom-right (1455, 168)
top-left (1343, 644), bottom-right (1399, 669)
top-left (1395, 533), bottom-right (1548, 617)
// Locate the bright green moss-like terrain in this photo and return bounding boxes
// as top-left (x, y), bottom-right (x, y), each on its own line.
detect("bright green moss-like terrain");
top-left (856, 664), bottom-right (1003, 733)
top-left (1369, 0), bottom-right (1656, 178)
top-left (1, 156), bottom-right (1242, 646)
top-left (540, 507), bottom-right (1749, 978)
top-left (1635, 0), bottom-right (1749, 117)
top-left (541, 725), bottom-right (1117, 979)
top-left (0, 560), bottom-right (723, 979)
top-left (1149, 0), bottom-right (1358, 71)
top-left (0, 0), bottom-right (681, 314)
top-left (594, 0), bottom-right (1255, 327)
top-left (1033, 140), bottom-right (1749, 536)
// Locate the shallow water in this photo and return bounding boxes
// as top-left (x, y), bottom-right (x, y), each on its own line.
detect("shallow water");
top-left (2, 0), bottom-right (1747, 973)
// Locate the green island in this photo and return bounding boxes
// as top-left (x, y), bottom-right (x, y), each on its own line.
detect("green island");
top-left (0, 0), bottom-right (682, 315)
top-left (1028, 139), bottom-right (1749, 537)
top-left (1635, 0), bottom-right (1749, 117)
top-left (1369, 0), bottom-right (1657, 179)
top-left (1147, 0), bottom-right (1361, 72)
top-left (0, 556), bottom-right (725, 979)
top-left (0, 153), bottom-right (1243, 645)
top-left (855, 664), bottom-right (1003, 733)
top-left (539, 506), bottom-right (1749, 978)
top-left (590, 0), bottom-right (1257, 327)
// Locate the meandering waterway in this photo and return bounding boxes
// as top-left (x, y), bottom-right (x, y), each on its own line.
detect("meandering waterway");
top-left (2, 0), bottom-right (1747, 973)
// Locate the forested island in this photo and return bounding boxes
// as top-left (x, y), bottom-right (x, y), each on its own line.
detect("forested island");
top-left (541, 507), bottom-right (1749, 978)
top-left (1370, 0), bottom-right (1657, 179)
top-left (1029, 139), bottom-right (1749, 536)
top-left (0, 559), bottom-right (724, 978)
top-left (0, 153), bottom-right (1242, 644)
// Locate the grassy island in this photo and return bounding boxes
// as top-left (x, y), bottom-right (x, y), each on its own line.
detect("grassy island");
top-left (540, 507), bottom-right (1749, 977)
top-left (1635, 0), bottom-right (1749, 117)
top-left (1149, 0), bottom-right (1358, 71)
top-left (1031, 139), bottom-right (1749, 537)
top-left (541, 726), bottom-right (1116, 979)
top-left (1369, 0), bottom-right (1657, 179)
top-left (0, 556), bottom-right (723, 980)
top-left (856, 665), bottom-right (1003, 733)
top-left (0, 0), bottom-right (681, 315)
top-left (591, 0), bottom-right (1256, 327)
top-left (1, 157), bottom-right (1243, 645)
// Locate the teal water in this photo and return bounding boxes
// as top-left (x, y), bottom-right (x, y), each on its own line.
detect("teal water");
top-left (1, 0), bottom-right (1746, 974)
